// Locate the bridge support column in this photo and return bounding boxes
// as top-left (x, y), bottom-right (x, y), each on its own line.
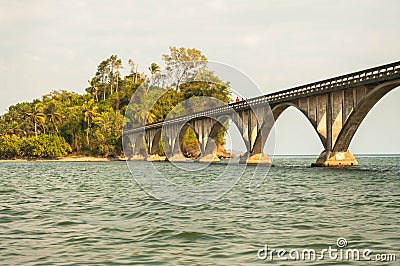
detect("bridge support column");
top-left (236, 107), bottom-right (272, 165)
top-left (193, 118), bottom-right (220, 163)
top-left (168, 140), bottom-right (187, 161)
top-left (197, 142), bottom-right (220, 163)
top-left (312, 150), bottom-right (358, 167)
top-left (126, 133), bottom-right (147, 161)
top-left (145, 129), bottom-right (165, 162)
top-left (163, 124), bottom-right (187, 162)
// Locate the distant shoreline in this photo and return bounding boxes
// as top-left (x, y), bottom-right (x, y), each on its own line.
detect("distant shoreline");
top-left (0, 156), bottom-right (127, 163)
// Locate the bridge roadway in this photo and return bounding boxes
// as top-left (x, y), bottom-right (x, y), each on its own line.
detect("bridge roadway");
top-left (123, 61), bottom-right (400, 166)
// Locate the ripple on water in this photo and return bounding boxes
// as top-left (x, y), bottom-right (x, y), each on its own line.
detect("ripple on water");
top-left (0, 157), bottom-right (398, 265)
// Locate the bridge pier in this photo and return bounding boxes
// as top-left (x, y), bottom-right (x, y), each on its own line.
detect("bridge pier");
top-left (168, 153), bottom-right (187, 162)
top-left (312, 150), bottom-right (358, 167)
top-left (239, 152), bottom-right (272, 165)
top-left (125, 133), bottom-right (147, 161)
top-left (192, 118), bottom-right (222, 163)
top-left (147, 154), bottom-right (166, 162)
top-left (197, 153), bottom-right (220, 163)
top-left (234, 107), bottom-right (273, 165)
top-left (163, 124), bottom-right (188, 162)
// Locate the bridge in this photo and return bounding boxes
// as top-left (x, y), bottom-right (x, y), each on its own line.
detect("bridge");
top-left (123, 61), bottom-right (400, 167)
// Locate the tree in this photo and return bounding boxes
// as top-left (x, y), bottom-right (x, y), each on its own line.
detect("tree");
top-left (83, 99), bottom-right (98, 147)
top-left (109, 55), bottom-right (123, 110)
top-left (92, 108), bottom-right (123, 156)
top-left (0, 135), bottom-right (22, 159)
top-left (0, 49), bottom-right (231, 159)
top-left (128, 59), bottom-right (140, 83)
top-left (43, 100), bottom-right (64, 133)
top-left (22, 135), bottom-right (72, 158)
top-left (149, 62), bottom-right (160, 75)
top-left (109, 55), bottom-right (122, 94)
top-left (125, 86), bottom-right (158, 125)
top-left (162, 46), bottom-right (207, 89)
top-left (95, 59), bottom-right (111, 100)
top-left (60, 105), bottom-right (85, 152)
top-left (27, 103), bottom-right (46, 137)
top-left (87, 78), bottom-right (100, 102)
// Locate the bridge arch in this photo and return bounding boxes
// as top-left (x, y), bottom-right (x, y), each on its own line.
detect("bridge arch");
top-left (272, 102), bottom-right (327, 146)
top-left (177, 123), bottom-right (200, 158)
top-left (271, 104), bottom-right (324, 154)
top-left (122, 131), bottom-right (147, 158)
top-left (333, 80), bottom-right (400, 153)
top-left (160, 122), bottom-right (197, 158)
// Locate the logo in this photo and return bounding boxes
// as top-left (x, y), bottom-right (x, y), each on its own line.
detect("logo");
top-left (122, 61), bottom-right (275, 206)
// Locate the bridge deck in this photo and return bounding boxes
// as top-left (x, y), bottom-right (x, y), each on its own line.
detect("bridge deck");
top-left (125, 61), bottom-right (400, 133)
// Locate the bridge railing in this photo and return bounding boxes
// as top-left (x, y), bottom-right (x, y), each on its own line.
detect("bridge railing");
top-left (125, 61), bottom-right (400, 133)
top-left (250, 60), bottom-right (400, 104)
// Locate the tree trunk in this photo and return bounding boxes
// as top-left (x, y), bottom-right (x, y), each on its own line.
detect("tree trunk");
top-left (134, 64), bottom-right (138, 83)
top-left (86, 129), bottom-right (90, 147)
top-left (86, 120), bottom-right (90, 147)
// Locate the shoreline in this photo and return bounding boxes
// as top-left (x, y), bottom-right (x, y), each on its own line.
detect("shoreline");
top-left (1, 154), bottom-right (398, 163)
top-left (0, 156), bottom-right (127, 163)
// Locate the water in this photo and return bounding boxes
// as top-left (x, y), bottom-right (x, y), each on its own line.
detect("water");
top-left (0, 156), bottom-right (399, 265)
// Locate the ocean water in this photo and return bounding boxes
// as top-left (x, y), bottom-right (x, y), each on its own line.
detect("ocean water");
top-left (0, 156), bottom-right (399, 265)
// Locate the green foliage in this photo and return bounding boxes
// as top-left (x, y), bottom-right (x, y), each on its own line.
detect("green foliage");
top-left (22, 135), bottom-right (72, 158)
top-left (181, 127), bottom-right (200, 157)
top-left (149, 62), bottom-right (161, 75)
top-left (0, 47), bottom-right (231, 159)
top-left (0, 135), bottom-right (22, 159)
top-left (0, 135), bottom-right (71, 159)
top-left (91, 108), bottom-right (124, 156)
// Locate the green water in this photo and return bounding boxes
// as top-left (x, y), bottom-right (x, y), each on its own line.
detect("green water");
top-left (0, 156), bottom-right (399, 265)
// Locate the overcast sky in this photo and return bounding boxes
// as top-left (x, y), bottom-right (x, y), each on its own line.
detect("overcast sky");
top-left (0, 0), bottom-right (399, 154)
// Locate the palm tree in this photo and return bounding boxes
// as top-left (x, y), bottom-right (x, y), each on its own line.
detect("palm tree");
top-left (108, 55), bottom-right (122, 96)
top-left (149, 62), bottom-right (160, 75)
top-left (47, 110), bottom-right (63, 133)
top-left (87, 78), bottom-right (100, 102)
top-left (134, 109), bottom-right (156, 125)
top-left (83, 99), bottom-right (98, 147)
top-left (95, 59), bottom-right (110, 100)
top-left (109, 55), bottom-right (122, 111)
top-left (43, 100), bottom-right (64, 133)
top-left (128, 59), bottom-right (140, 83)
top-left (27, 104), bottom-right (46, 137)
top-left (111, 56), bottom-right (122, 94)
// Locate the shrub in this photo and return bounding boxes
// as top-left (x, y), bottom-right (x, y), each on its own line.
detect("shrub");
top-left (21, 135), bottom-right (72, 158)
top-left (0, 135), bottom-right (22, 159)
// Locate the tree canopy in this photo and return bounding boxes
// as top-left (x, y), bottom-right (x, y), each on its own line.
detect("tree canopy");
top-left (0, 47), bottom-right (231, 159)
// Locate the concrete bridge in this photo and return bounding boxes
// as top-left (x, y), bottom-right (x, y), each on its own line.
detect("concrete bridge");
top-left (123, 61), bottom-right (400, 166)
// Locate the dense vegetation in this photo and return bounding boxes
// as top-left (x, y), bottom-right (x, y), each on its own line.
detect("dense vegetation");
top-left (0, 47), bottom-right (231, 159)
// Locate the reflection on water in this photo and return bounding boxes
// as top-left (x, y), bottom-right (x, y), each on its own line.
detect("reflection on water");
top-left (0, 156), bottom-right (399, 265)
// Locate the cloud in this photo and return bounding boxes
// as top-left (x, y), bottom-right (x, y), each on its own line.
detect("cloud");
top-left (32, 55), bottom-right (41, 62)
top-left (0, 64), bottom-right (8, 72)
top-left (205, 0), bottom-right (226, 11)
top-left (0, 0), bottom-right (399, 153)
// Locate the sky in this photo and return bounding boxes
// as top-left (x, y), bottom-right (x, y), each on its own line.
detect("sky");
top-left (0, 0), bottom-right (399, 154)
